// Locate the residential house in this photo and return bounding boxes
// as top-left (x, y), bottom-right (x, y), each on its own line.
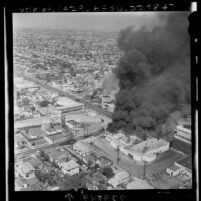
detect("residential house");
top-left (23, 157), bottom-right (44, 169)
top-left (86, 172), bottom-right (107, 190)
top-left (108, 171), bottom-right (130, 188)
top-left (15, 162), bottom-right (35, 179)
top-left (60, 159), bottom-right (80, 176)
top-left (26, 176), bottom-right (38, 187)
top-left (73, 141), bottom-right (91, 156)
top-left (48, 149), bottom-right (68, 164)
top-left (96, 156), bottom-right (113, 168)
top-left (82, 152), bottom-right (97, 166)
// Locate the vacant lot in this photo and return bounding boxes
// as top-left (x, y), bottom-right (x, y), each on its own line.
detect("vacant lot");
top-left (146, 149), bottom-right (184, 174)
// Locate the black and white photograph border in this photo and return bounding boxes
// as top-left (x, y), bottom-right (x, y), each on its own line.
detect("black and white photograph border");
top-left (4, 1), bottom-right (199, 201)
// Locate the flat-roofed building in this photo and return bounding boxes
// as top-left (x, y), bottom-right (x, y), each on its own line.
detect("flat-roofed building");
top-left (46, 125), bottom-right (62, 135)
top-left (175, 155), bottom-right (192, 177)
top-left (166, 164), bottom-right (181, 177)
top-left (122, 138), bottom-right (169, 163)
top-left (56, 97), bottom-right (84, 115)
top-left (65, 120), bottom-right (82, 130)
top-left (175, 125), bottom-right (191, 143)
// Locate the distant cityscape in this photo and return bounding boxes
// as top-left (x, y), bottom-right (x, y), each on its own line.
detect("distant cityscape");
top-left (14, 26), bottom-right (192, 191)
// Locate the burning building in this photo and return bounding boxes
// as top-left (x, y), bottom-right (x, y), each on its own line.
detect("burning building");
top-left (107, 12), bottom-right (190, 137)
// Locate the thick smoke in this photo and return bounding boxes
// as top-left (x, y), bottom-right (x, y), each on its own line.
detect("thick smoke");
top-left (102, 71), bottom-right (119, 97)
top-left (107, 12), bottom-right (190, 135)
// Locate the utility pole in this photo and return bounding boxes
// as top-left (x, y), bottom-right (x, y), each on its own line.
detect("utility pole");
top-left (83, 124), bottom-right (86, 137)
top-left (117, 146), bottom-right (120, 164)
top-left (143, 161), bottom-right (147, 180)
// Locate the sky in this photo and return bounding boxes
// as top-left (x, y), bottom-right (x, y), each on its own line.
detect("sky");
top-left (13, 12), bottom-right (165, 32)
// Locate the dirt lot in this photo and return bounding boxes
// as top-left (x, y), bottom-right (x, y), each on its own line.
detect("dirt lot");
top-left (146, 149), bottom-right (185, 174)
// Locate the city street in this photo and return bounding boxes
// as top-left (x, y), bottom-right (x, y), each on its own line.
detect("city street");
top-left (23, 75), bottom-right (113, 118)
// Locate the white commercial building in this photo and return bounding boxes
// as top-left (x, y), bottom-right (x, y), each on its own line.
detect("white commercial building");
top-left (122, 138), bottom-right (170, 163)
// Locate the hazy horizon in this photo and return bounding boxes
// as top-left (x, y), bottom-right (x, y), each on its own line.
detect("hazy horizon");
top-left (13, 12), bottom-right (169, 32)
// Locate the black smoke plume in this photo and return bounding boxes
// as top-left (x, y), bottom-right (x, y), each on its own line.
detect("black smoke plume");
top-left (107, 12), bottom-right (190, 136)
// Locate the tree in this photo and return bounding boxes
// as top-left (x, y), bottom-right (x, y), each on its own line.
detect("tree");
top-left (101, 167), bottom-right (114, 179)
top-left (39, 151), bottom-right (50, 162)
top-left (60, 173), bottom-right (86, 190)
top-left (16, 91), bottom-right (20, 99)
top-left (40, 100), bottom-right (49, 107)
top-left (22, 97), bottom-right (30, 105)
top-left (52, 161), bottom-right (59, 169)
top-left (87, 160), bottom-right (94, 167)
top-left (30, 106), bottom-right (36, 114)
top-left (47, 171), bottom-right (58, 186)
top-left (35, 170), bottom-right (48, 183)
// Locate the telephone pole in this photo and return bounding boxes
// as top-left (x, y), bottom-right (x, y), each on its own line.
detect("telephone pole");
top-left (143, 161), bottom-right (147, 180)
top-left (117, 146), bottom-right (120, 164)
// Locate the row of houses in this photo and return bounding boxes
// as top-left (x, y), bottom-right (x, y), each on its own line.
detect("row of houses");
top-left (73, 140), bottom-right (113, 168)
top-left (15, 148), bottom-right (81, 190)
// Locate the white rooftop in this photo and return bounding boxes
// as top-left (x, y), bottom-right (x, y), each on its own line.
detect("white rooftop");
top-left (176, 125), bottom-right (191, 134)
top-left (127, 138), bottom-right (169, 154)
top-left (61, 159), bottom-right (79, 171)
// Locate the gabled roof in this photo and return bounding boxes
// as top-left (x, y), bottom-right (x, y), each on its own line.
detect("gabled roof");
top-left (23, 157), bottom-right (43, 167)
top-left (83, 153), bottom-right (97, 162)
top-left (48, 150), bottom-right (67, 161)
top-left (19, 162), bottom-right (35, 174)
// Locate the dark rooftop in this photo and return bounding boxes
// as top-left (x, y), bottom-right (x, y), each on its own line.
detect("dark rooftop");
top-left (176, 155), bottom-right (192, 170)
